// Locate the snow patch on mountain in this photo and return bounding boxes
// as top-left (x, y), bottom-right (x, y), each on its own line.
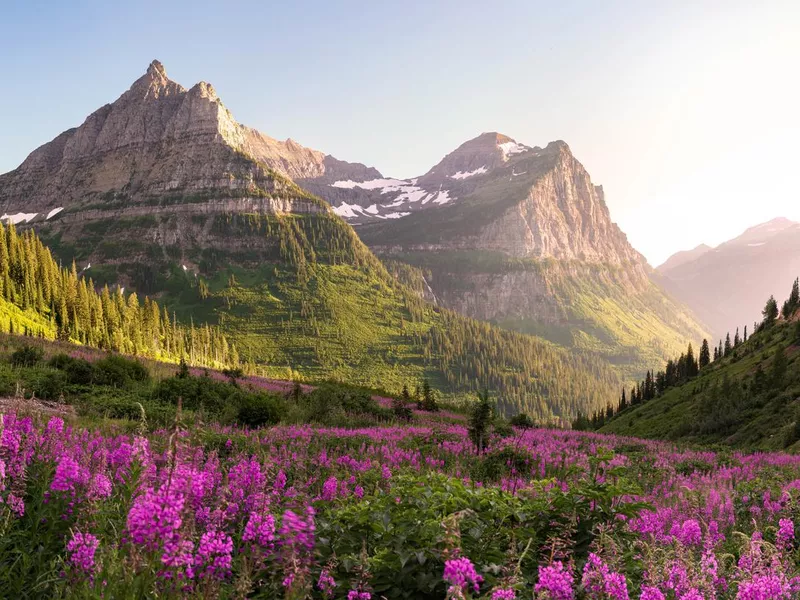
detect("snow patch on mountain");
top-left (450, 166), bottom-right (487, 180)
top-left (331, 178), bottom-right (408, 191)
top-left (1, 212), bottom-right (38, 225)
top-left (499, 141), bottom-right (528, 159)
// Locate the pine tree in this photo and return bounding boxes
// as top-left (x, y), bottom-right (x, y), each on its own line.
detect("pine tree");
top-left (686, 343), bottom-right (698, 377)
top-left (724, 334), bottom-right (732, 357)
top-left (734, 328), bottom-right (741, 347)
top-left (699, 339), bottom-right (711, 369)
top-left (763, 295), bottom-right (779, 327)
top-left (743, 325), bottom-right (748, 343)
top-left (468, 389), bottom-right (493, 454)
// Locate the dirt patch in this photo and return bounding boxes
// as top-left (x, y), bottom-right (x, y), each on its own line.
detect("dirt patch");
top-left (0, 396), bottom-right (76, 419)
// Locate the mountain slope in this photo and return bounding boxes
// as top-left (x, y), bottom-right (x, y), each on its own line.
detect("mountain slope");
top-left (658, 218), bottom-right (800, 337)
top-left (310, 134), bottom-right (709, 379)
top-left (601, 313), bottom-right (800, 451)
top-left (0, 61), bottom-right (623, 420)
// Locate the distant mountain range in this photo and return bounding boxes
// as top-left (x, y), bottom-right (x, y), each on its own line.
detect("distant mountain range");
top-left (658, 217), bottom-right (800, 338)
top-left (0, 60), bottom-right (711, 413)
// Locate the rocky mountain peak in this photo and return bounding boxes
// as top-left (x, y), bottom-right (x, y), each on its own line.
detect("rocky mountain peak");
top-left (147, 59), bottom-right (167, 78)
top-left (416, 131), bottom-right (534, 186)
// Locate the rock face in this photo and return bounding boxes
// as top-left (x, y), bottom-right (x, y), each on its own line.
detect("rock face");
top-left (323, 134), bottom-right (710, 375)
top-left (0, 60), bottom-right (372, 219)
top-left (0, 61), bottom-right (708, 380)
top-left (658, 218), bottom-right (800, 337)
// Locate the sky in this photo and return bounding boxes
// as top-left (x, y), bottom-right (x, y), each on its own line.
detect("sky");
top-left (1, 0), bottom-right (799, 265)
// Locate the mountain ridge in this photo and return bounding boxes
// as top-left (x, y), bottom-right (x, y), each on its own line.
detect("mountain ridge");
top-left (0, 60), bottom-right (627, 420)
top-left (657, 217), bottom-right (800, 337)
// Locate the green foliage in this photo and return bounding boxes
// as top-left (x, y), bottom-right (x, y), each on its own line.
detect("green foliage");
top-left (0, 223), bottom-right (237, 369)
top-left (509, 412), bottom-right (535, 428)
top-left (10, 344), bottom-right (44, 367)
top-left (468, 389), bottom-right (494, 454)
top-left (94, 354), bottom-right (149, 386)
top-left (603, 318), bottom-right (800, 450)
top-left (237, 393), bottom-right (284, 428)
top-left (317, 461), bottom-right (646, 599)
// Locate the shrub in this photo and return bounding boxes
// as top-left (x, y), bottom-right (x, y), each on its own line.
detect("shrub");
top-left (95, 355), bottom-right (149, 386)
top-left (509, 413), bottom-right (535, 428)
top-left (48, 353), bottom-right (96, 385)
top-left (27, 370), bottom-right (66, 401)
top-left (10, 345), bottom-right (44, 367)
top-left (237, 393), bottom-right (284, 428)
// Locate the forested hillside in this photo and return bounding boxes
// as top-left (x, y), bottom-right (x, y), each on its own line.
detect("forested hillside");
top-left (35, 210), bottom-right (621, 421)
top-left (600, 279), bottom-right (800, 450)
top-left (0, 222), bottom-right (237, 367)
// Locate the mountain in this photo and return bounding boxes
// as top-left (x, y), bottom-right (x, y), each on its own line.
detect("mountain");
top-left (0, 61), bottom-right (624, 420)
top-left (304, 133), bottom-right (709, 379)
top-left (601, 309), bottom-right (800, 451)
top-left (657, 218), bottom-right (800, 337)
top-left (657, 244), bottom-right (712, 274)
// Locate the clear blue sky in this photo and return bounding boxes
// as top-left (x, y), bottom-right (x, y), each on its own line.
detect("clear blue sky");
top-left (2, 0), bottom-right (798, 264)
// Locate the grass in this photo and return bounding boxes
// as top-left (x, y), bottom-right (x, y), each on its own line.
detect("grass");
top-left (602, 319), bottom-right (800, 451)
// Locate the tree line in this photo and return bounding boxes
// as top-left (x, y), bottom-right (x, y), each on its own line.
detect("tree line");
top-left (0, 222), bottom-right (237, 367)
top-left (577, 277), bottom-right (800, 430)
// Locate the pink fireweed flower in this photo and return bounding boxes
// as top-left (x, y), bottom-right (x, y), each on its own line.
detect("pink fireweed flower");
top-left (639, 587), bottom-right (665, 600)
top-left (51, 455), bottom-right (90, 495)
top-left (535, 561), bottom-right (574, 599)
top-left (443, 557), bottom-right (483, 595)
top-left (581, 553), bottom-right (629, 600)
top-left (317, 569), bottom-right (337, 598)
top-left (776, 518), bottom-right (794, 549)
top-left (66, 531), bottom-right (100, 575)
top-left (6, 492), bottom-right (25, 516)
top-left (321, 476), bottom-right (338, 501)
top-left (491, 588), bottom-right (516, 599)
top-left (89, 473), bottom-right (113, 500)
top-left (194, 530), bottom-right (233, 579)
top-left (347, 591), bottom-right (371, 600)
top-left (670, 519), bottom-right (703, 547)
top-left (126, 483), bottom-right (185, 551)
top-left (242, 511), bottom-right (276, 549)
top-left (736, 572), bottom-right (796, 600)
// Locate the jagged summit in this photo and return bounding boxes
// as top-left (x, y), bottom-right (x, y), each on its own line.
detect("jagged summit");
top-left (0, 61), bottom-right (384, 213)
top-left (147, 59), bottom-right (166, 77)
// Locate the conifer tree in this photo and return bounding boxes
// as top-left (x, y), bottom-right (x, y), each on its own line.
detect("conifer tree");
top-left (724, 334), bottom-right (732, 357)
top-left (763, 295), bottom-right (779, 327)
top-left (734, 328), bottom-right (740, 347)
top-left (699, 339), bottom-right (711, 369)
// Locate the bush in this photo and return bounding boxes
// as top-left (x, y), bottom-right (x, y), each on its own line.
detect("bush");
top-left (237, 393), bottom-right (284, 428)
top-left (27, 370), bottom-right (66, 401)
top-left (153, 374), bottom-right (231, 415)
top-left (48, 353), bottom-right (96, 385)
top-left (10, 345), bottom-right (44, 367)
top-left (95, 355), bottom-right (149, 386)
top-left (509, 413), bottom-right (535, 428)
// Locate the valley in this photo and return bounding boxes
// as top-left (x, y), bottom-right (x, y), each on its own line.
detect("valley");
top-left (0, 49), bottom-right (798, 600)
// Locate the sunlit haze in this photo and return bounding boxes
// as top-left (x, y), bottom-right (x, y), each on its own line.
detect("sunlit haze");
top-left (1, 0), bottom-right (798, 265)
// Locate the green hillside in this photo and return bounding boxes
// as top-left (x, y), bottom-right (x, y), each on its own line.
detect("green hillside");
top-left (0, 222), bottom-right (236, 368)
top-left (33, 209), bottom-right (622, 421)
top-left (382, 250), bottom-right (707, 381)
top-left (601, 314), bottom-right (800, 451)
